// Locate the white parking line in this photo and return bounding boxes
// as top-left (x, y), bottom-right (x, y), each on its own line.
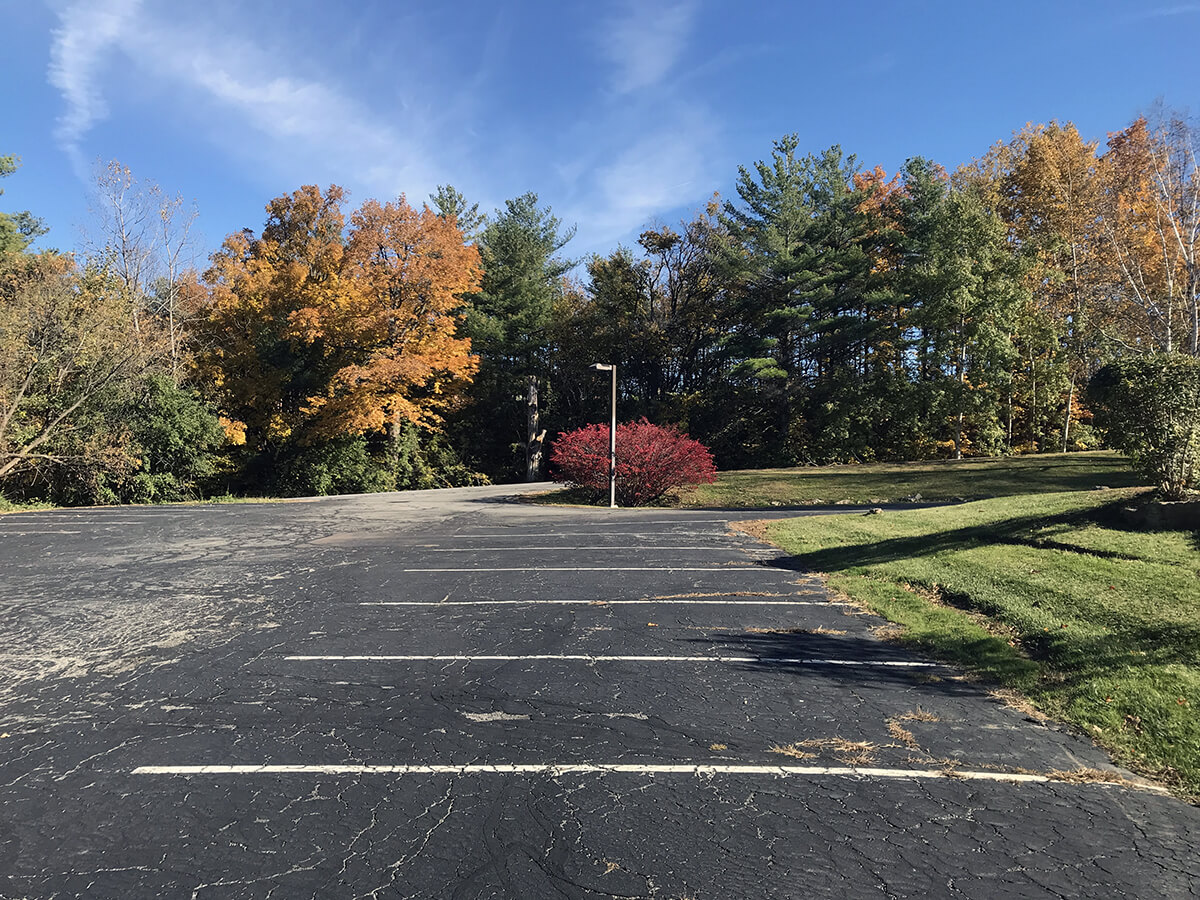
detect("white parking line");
top-left (460, 520), bottom-right (733, 528)
top-left (0, 530), bottom-right (83, 535)
top-left (401, 567), bottom-right (762, 572)
top-left (450, 532), bottom-right (730, 538)
top-left (284, 655), bottom-right (938, 667)
top-left (359, 600), bottom-right (844, 606)
top-left (0, 519), bottom-right (155, 525)
top-left (128, 763), bottom-right (1166, 792)
top-left (410, 547), bottom-right (759, 552)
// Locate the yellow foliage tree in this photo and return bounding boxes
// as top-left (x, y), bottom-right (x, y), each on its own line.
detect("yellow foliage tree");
top-left (1099, 115), bottom-right (1200, 355)
top-left (1000, 122), bottom-right (1104, 449)
top-left (198, 186), bottom-right (480, 454)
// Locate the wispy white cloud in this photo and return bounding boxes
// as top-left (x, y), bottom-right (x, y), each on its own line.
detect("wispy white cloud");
top-left (1116, 3), bottom-right (1200, 21)
top-left (563, 106), bottom-right (720, 254)
top-left (126, 31), bottom-right (442, 201)
top-left (561, 1), bottom-right (720, 253)
top-left (600, 0), bottom-right (698, 94)
top-left (46, 0), bottom-right (445, 203)
top-left (43, 0), bottom-right (722, 259)
top-left (47, 0), bottom-right (142, 178)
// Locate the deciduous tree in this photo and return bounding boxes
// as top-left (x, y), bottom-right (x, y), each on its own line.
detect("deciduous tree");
top-left (1098, 111), bottom-right (1200, 356)
top-left (0, 253), bottom-right (144, 483)
top-left (1000, 123), bottom-right (1104, 448)
top-left (87, 160), bottom-right (200, 376)
top-left (198, 186), bottom-right (480, 488)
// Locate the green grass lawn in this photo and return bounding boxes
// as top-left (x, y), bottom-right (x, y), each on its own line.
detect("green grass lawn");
top-left (761, 488), bottom-right (1200, 799)
top-left (680, 450), bottom-right (1142, 507)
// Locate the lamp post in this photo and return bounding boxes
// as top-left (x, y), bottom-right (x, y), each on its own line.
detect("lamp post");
top-left (589, 363), bottom-right (617, 508)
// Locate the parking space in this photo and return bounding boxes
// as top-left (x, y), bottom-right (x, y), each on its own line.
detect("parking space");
top-left (1, 485), bottom-right (1198, 898)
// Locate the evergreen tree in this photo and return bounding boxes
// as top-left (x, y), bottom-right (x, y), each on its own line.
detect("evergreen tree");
top-left (429, 184), bottom-right (485, 239)
top-left (0, 155), bottom-right (47, 255)
top-left (899, 160), bottom-right (1025, 458)
top-left (718, 137), bottom-right (892, 463)
top-left (451, 192), bottom-right (575, 479)
top-left (716, 135), bottom-right (819, 464)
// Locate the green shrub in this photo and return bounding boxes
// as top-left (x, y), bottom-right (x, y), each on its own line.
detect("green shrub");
top-left (390, 421), bottom-right (490, 490)
top-left (271, 435), bottom-right (392, 497)
top-left (0, 375), bottom-right (225, 506)
top-left (120, 375), bottom-right (226, 501)
top-left (1089, 354), bottom-right (1200, 500)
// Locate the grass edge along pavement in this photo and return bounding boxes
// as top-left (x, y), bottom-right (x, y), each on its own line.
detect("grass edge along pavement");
top-left (534, 451), bottom-right (1142, 508)
top-left (4, 450), bottom-right (1134, 513)
top-left (683, 450), bottom-right (1141, 507)
top-left (0, 494), bottom-right (305, 515)
top-left (755, 488), bottom-right (1200, 802)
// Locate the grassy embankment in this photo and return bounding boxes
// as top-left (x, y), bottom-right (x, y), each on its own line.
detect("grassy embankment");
top-left (0, 498), bottom-right (55, 514)
top-left (760, 484), bottom-right (1200, 800)
top-left (681, 450), bottom-right (1142, 506)
top-left (538, 450), bottom-right (1140, 507)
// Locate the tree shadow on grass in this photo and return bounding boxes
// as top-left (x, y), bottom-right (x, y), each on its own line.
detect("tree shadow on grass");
top-left (761, 497), bottom-right (1192, 575)
top-left (1022, 620), bottom-right (1200, 680)
top-left (756, 495), bottom-right (1200, 689)
top-left (1086, 494), bottom-right (1200, 553)
top-left (718, 455), bottom-right (1144, 502)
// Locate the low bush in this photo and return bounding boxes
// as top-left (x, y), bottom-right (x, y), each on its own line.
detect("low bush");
top-left (0, 374), bottom-right (226, 506)
top-left (270, 435), bottom-right (392, 497)
top-left (550, 418), bottom-right (716, 506)
top-left (1089, 354), bottom-right (1200, 500)
top-left (389, 421), bottom-right (490, 490)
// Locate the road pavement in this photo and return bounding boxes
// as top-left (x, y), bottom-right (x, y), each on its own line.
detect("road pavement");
top-left (1, 484), bottom-right (1197, 898)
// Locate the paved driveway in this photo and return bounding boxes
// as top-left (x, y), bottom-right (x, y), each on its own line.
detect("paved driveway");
top-left (1, 485), bottom-right (1197, 898)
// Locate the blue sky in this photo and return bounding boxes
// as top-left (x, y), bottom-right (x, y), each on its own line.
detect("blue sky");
top-left (2, 0), bottom-right (1197, 263)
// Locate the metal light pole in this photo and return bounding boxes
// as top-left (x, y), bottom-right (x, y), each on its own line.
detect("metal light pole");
top-left (589, 363), bottom-right (617, 508)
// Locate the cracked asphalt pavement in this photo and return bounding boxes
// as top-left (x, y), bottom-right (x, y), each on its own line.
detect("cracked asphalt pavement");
top-left (1, 484), bottom-right (1198, 898)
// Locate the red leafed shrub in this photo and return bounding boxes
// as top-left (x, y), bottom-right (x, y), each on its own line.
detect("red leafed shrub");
top-left (550, 418), bottom-right (717, 506)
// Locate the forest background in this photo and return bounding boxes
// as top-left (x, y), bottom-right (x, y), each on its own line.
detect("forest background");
top-left (1, 104), bottom-right (1198, 505)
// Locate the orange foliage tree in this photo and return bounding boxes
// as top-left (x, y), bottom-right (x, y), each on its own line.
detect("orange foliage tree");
top-left (197, 186), bottom-right (480, 456)
top-left (999, 122), bottom-right (1105, 448)
top-left (1002, 122), bottom-right (1103, 321)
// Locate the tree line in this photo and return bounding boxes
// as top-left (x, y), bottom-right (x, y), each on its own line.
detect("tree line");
top-left (1, 105), bottom-right (1197, 504)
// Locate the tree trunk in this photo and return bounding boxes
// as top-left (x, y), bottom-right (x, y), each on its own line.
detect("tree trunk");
top-left (1061, 377), bottom-right (1074, 453)
top-left (1192, 295), bottom-right (1199, 356)
top-left (954, 338), bottom-right (967, 460)
top-left (1007, 387), bottom-right (1014, 450)
top-left (1029, 347), bottom-right (1038, 452)
top-left (168, 292), bottom-right (181, 385)
top-left (389, 410), bottom-right (403, 451)
top-left (525, 375), bottom-right (544, 482)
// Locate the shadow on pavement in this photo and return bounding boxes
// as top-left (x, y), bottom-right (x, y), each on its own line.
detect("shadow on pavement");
top-left (676, 629), bottom-right (983, 692)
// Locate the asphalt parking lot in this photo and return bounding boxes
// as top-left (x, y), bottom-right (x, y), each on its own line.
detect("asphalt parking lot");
top-left (1, 484), bottom-right (1198, 898)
